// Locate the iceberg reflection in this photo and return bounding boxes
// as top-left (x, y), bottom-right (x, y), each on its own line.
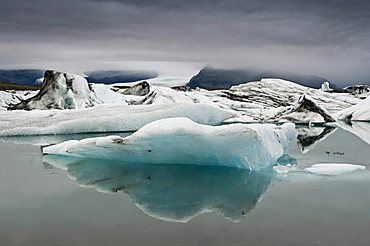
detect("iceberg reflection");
top-left (296, 126), bottom-right (337, 153)
top-left (43, 156), bottom-right (273, 223)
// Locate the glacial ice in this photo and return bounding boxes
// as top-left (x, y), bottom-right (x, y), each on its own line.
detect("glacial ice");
top-left (304, 163), bottom-right (366, 176)
top-left (43, 156), bottom-right (273, 222)
top-left (272, 94), bottom-right (335, 123)
top-left (0, 91), bottom-right (22, 109)
top-left (43, 118), bottom-right (297, 170)
top-left (90, 83), bottom-right (128, 105)
top-left (1, 71), bottom-right (364, 125)
top-left (9, 71), bottom-right (104, 110)
top-left (335, 95), bottom-right (370, 122)
top-left (320, 81), bottom-right (333, 92)
top-left (112, 76), bottom-right (189, 88)
top-left (0, 103), bottom-right (236, 136)
top-left (141, 87), bottom-right (194, 105)
top-left (228, 79), bottom-right (360, 113)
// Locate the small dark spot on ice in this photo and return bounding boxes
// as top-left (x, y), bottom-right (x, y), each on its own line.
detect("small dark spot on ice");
top-left (241, 211), bottom-right (245, 215)
top-left (147, 175), bottom-right (151, 180)
top-left (147, 149), bottom-right (152, 152)
top-left (113, 138), bottom-right (126, 144)
top-left (333, 151), bottom-right (344, 155)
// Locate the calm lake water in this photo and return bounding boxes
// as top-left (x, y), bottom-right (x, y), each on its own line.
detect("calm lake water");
top-left (0, 124), bottom-right (370, 246)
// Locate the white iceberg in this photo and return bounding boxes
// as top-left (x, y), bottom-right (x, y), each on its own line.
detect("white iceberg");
top-left (274, 94), bottom-right (335, 123)
top-left (141, 87), bottom-right (194, 105)
top-left (43, 118), bottom-right (297, 170)
top-left (9, 70), bottom-right (101, 110)
top-left (112, 76), bottom-right (189, 88)
top-left (0, 103), bottom-right (235, 136)
top-left (228, 79), bottom-right (360, 114)
top-left (335, 95), bottom-right (370, 122)
top-left (320, 81), bottom-right (333, 92)
top-left (90, 83), bottom-right (128, 105)
top-left (273, 163), bottom-right (366, 177)
top-left (0, 91), bottom-right (22, 109)
top-left (304, 163), bottom-right (366, 176)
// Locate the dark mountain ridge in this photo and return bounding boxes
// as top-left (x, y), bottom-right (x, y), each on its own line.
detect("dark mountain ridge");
top-left (85, 70), bottom-right (158, 84)
top-left (187, 66), bottom-right (339, 90)
top-left (0, 69), bottom-right (44, 85)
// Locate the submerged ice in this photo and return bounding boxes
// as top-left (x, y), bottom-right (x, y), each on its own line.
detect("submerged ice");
top-left (43, 118), bottom-right (297, 170)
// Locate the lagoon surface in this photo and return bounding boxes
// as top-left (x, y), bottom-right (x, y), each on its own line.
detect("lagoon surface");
top-left (1, 125), bottom-right (370, 246)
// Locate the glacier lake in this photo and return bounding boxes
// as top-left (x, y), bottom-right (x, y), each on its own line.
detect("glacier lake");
top-left (1, 124), bottom-right (370, 246)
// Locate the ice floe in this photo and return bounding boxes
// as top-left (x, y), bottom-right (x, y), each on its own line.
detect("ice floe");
top-left (304, 163), bottom-right (366, 176)
top-left (273, 163), bottom-right (366, 177)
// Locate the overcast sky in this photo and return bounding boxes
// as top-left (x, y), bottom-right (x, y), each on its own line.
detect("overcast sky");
top-left (0, 0), bottom-right (369, 84)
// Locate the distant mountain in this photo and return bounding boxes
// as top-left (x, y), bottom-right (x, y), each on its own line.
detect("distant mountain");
top-left (187, 66), bottom-right (336, 90)
top-left (85, 70), bottom-right (159, 84)
top-left (0, 81), bottom-right (40, 90)
top-left (0, 69), bottom-right (44, 85)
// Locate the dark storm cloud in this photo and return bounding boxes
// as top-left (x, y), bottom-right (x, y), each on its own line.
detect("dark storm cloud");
top-left (0, 0), bottom-right (370, 85)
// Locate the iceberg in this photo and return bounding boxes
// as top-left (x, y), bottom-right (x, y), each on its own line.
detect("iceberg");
top-left (304, 163), bottom-right (366, 176)
top-left (43, 118), bottom-right (297, 170)
top-left (141, 87), bottom-right (194, 105)
top-left (274, 163), bottom-right (366, 177)
top-left (0, 91), bottom-right (22, 109)
top-left (121, 81), bottom-right (150, 96)
top-left (335, 95), bottom-right (370, 122)
top-left (9, 70), bottom-right (102, 110)
top-left (0, 103), bottom-right (235, 136)
top-left (43, 156), bottom-right (273, 222)
top-left (90, 83), bottom-right (128, 105)
top-left (320, 81), bottom-right (333, 92)
top-left (271, 94), bottom-right (336, 123)
top-left (343, 85), bottom-right (370, 95)
top-left (228, 79), bottom-right (360, 113)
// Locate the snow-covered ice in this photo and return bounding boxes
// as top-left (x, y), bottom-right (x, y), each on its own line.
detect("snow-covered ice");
top-left (90, 83), bottom-right (128, 105)
top-left (335, 95), bottom-right (370, 122)
top-left (320, 81), bottom-right (333, 92)
top-left (112, 76), bottom-right (188, 88)
top-left (10, 71), bottom-right (101, 110)
top-left (0, 91), bottom-right (22, 109)
top-left (43, 118), bottom-right (297, 170)
top-left (272, 94), bottom-right (335, 123)
top-left (273, 163), bottom-right (366, 177)
top-left (0, 103), bottom-right (236, 136)
top-left (2, 70), bottom-right (364, 125)
top-left (304, 163), bottom-right (366, 176)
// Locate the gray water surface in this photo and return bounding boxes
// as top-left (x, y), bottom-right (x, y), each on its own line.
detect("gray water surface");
top-left (0, 125), bottom-right (370, 246)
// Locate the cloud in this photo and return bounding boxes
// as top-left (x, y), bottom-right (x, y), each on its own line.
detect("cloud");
top-left (0, 0), bottom-right (369, 85)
